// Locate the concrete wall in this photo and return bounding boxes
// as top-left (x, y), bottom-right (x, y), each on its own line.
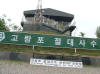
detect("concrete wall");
top-left (0, 52), bottom-right (100, 66)
top-left (23, 23), bottom-right (53, 32)
top-left (33, 53), bottom-right (82, 62)
top-left (82, 57), bottom-right (100, 66)
top-left (0, 52), bottom-right (33, 62)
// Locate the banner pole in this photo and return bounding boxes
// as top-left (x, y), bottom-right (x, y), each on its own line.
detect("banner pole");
top-left (32, 45), bottom-right (35, 51)
top-left (32, 45), bottom-right (35, 58)
top-left (75, 48), bottom-right (77, 54)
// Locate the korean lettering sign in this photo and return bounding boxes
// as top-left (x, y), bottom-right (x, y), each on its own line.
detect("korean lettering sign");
top-left (0, 31), bottom-right (100, 50)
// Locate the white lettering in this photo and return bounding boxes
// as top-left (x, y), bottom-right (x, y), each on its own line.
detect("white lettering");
top-left (11, 35), bottom-right (18, 41)
top-left (91, 40), bottom-right (96, 48)
top-left (0, 32), bottom-right (5, 41)
top-left (24, 35), bottom-right (31, 43)
top-left (30, 58), bottom-right (83, 68)
top-left (67, 39), bottom-right (74, 46)
top-left (37, 37), bottom-right (44, 43)
top-left (55, 38), bottom-right (61, 45)
top-left (79, 40), bottom-right (85, 47)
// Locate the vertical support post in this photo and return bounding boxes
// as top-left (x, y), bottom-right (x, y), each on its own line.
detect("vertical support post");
top-left (32, 45), bottom-right (35, 58)
top-left (75, 48), bottom-right (77, 54)
top-left (32, 45), bottom-right (35, 51)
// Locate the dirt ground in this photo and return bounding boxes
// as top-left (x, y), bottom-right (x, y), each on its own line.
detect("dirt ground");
top-left (0, 60), bottom-right (100, 74)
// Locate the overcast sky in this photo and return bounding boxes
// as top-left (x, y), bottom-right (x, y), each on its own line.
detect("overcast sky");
top-left (0, 0), bottom-right (100, 38)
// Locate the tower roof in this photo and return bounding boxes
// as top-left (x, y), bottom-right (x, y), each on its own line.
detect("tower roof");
top-left (24, 8), bottom-right (74, 22)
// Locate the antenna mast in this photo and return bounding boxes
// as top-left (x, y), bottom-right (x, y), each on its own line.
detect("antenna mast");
top-left (34, 0), bottom-right (43, 23)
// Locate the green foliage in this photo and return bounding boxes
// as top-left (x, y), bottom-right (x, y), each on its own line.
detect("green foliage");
top-left (96, 26), bottom-right (100, 38)
top-left (0, 18), bottom-right (7, 31)
top-left (1, 44), bottom-right (100, 56)
top-left (80, 32), bottom-right (85, 37)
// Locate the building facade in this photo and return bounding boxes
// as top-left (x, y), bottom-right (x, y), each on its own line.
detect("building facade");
top-left (21, 8), bottom-right (76, 36)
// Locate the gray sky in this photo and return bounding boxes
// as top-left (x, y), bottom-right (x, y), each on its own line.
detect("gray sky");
top-left (0, 0), bottom-right (100, 38)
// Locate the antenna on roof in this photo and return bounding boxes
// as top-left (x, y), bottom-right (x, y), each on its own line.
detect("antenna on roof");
top-left (37, 0), bottom-right (42, 10)
top-left (34, 0), bottom-right (43, 23)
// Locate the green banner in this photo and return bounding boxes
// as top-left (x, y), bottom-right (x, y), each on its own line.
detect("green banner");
top-left (0, 31), bottom-right (100, 50)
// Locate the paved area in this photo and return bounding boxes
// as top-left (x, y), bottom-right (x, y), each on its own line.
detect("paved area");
top-left (0, 60), bottom-right (100, 74)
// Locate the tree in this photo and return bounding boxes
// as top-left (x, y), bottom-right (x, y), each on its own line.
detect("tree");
top-left (96, 26), bottom-right (100, 38)
top-left (0, 14), bottom-right (22, 32)
top-left (13, 25), bottom-right (18, 31)
top-left (80, 32), bottom-right (85, 38)
top-left (0, 14), bottom-right (10, 31)
top-left (0, 18), bottom-right (7, 31)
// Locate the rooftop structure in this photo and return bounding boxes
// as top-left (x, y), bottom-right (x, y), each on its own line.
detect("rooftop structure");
top-left (21, 8), bottom-right (76, 36)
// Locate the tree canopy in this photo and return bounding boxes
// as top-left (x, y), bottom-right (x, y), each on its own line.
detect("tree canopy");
top-left (80, 32), bottom-right (85, 38)
top-left (96, 26), bottom-right (100, 38)
top-left (0, 15), bottom-right (22, 31)
top-left (0, 18), bottom-right (7, 31)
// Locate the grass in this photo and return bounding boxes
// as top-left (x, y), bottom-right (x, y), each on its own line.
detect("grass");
top-left (77, 49), bottom-right (100, 57)
top-left (0, 44), bottom-right (100, 57)
top-left (21, 31), bottom-right (60, 35)
top-left (84, 65), bottom-right (100, 68)
top-left (0, 44), bottom-right (33, 53)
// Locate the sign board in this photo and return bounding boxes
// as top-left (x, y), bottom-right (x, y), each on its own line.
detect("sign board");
top-left (0, 31), bottom-right (100, 50)
top-left (30, 58), bottom-right (83, 68)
